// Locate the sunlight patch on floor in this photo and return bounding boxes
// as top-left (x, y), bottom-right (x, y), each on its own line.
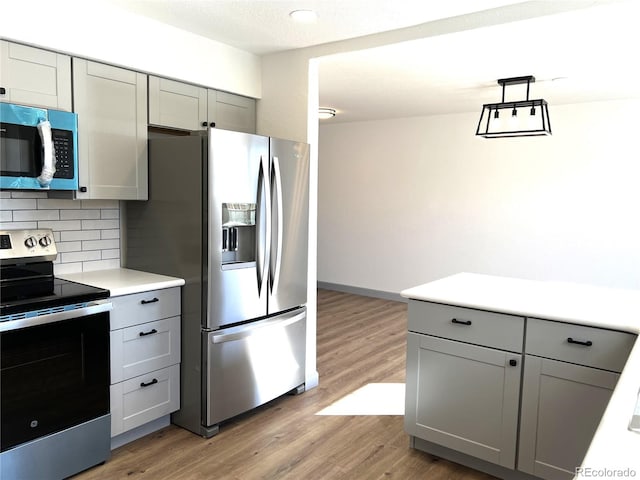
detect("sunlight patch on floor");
top-left (315, 383), bottom-right (405, 416)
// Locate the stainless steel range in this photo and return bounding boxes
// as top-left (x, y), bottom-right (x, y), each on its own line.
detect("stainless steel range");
top-left (0, 228), bottom-right (112, 479)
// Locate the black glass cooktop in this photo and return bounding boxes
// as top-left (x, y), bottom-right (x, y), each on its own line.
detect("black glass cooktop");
top-left (0, 277), bottom-right (110, 318)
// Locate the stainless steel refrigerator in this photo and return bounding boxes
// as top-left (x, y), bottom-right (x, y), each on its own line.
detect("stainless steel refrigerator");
top-left (126, 128), bottom-right (309, 437)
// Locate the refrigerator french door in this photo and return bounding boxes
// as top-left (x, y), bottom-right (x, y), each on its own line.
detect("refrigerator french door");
top-left (125, 128), bottom-right (309, 437)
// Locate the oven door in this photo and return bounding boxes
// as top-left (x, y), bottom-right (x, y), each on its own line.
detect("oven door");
top-left (0, 303), bottom-right (111, 452)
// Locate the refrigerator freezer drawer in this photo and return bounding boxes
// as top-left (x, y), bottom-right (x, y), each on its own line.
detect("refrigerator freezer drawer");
top-left (204, 308), bottom-right (306, 426)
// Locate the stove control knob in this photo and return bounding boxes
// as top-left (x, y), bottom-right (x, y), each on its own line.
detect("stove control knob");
top-left (39, 236), bottom-right (52, 247)
top-left (24, 236), bottom-right (37, 248)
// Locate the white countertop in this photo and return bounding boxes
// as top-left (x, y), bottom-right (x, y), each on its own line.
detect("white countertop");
top-left (401, 273), bottom-right (640, 478)
top-left (58, 268), bottom-right (185, 297)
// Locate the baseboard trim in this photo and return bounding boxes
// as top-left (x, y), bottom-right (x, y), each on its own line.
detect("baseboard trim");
top-left (317, 281), bottom-right (406, 303)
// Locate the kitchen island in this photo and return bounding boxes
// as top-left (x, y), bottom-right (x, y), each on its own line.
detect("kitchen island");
top-left (402, 273), bottom-right (640, 480)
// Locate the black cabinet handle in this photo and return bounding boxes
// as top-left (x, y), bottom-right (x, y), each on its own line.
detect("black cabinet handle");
top-left (201, 121), bottom-right (208, 127)
top-left (141, 297), bottom-right (159, 305)
top-left (140, 378), bottom-right (158, 388)
top-left (210, 122), bottom-right (216, 128)
top-left (567, 337), bottom-right (593, 347)
top-left (0, 87), bottom-right (6, 95)
top-left (451, 318), bottom-right (472, 326)
top-left (509, 359), bottom-right (518, 367)
top-left (139, 328), bottom-right (158, 337)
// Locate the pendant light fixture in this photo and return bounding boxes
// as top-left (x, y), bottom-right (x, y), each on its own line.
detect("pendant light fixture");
top-left (476, 75), bottom-right (552, 138)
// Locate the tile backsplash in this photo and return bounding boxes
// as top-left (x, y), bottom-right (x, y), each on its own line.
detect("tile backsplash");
top-left (0, 191), bottom-right (122, 275)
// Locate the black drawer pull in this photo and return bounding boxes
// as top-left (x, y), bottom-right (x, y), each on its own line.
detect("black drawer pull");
top-left (567, 337), bottom-right (593, 347)
top-left (139, 328), bottom-right (158, 337)
top-left (141, 297), bottom-right (159, 305)
top-left (0, 87), bottom-right (6, 95)
top-left (140, 378), bottom-right (158, 388)
top-left (451, 318), bottom-right (472, 326)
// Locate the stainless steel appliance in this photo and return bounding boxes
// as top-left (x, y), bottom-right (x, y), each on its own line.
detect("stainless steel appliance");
top-left (0, 103), bottom-right (79, 191)
top-left (0, 228), bottom-right (112, 479)
top-left (126, 128), bottom-right (309, 437)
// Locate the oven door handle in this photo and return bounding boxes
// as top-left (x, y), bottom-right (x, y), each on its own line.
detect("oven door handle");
top-left (0, 300), bottom-right (112, 332)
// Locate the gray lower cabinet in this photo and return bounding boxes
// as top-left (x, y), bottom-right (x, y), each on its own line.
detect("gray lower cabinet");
top-left (405, 332), bottom-right (522, 468)
top-left (405, 302), bottom-right (636, 480)
top-left (0, 40), bottom-right (72, 111)
top-left (517, 317), bottom-right (635, 480)
top-left (148, 75), bottom-right (256, 133)
top-left (518, 356), bottom-right (619, 480)
top-left (73, 58), bottom-right (148, 200)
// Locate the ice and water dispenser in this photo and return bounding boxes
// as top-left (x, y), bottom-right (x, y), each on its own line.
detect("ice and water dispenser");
top-left (221, 203), bottom-right (256, 268)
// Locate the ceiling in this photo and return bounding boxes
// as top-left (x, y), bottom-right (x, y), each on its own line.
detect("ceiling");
top-left (102, 0), bottom-right (640, 123)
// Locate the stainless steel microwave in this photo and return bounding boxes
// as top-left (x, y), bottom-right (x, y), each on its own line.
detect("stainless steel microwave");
top-left (0, 102), bottom-right (78, 191)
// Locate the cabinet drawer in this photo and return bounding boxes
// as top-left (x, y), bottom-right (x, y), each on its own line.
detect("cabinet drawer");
top-left (110, 287), bottom-right (180, 330)
top-left (408, 301), bottom-right (524, 352)
top-left (110, 316), bottom-right (181, 383)
top-left (110, 364), bottom-right (180, 437)
top-left (526, 318), bottom-right (636, 372)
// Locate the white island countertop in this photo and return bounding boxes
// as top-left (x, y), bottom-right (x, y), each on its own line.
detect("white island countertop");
top-left (401, 272), bottom-right (640, 478)
top-left (58, 268), bottom-right (185, 297)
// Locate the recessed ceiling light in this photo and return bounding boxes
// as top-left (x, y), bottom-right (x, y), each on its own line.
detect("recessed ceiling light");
top-left (289, 10), bottom-right (317, 23)
top-left (319, 108), bottom-right (336, 120)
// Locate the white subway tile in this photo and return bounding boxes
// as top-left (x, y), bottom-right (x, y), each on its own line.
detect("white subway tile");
top-left (81, 219), bottom-right (119, 230)
top-left (82, 239), bottom-right (120, 251)
top-left (0, 221), bottom-right (38, 230)
top-left (102, 249), bottom-right (120, 260)
top-left (100, 209), bottom-right (120, 220)
top-left (0, 192), bottom-right (10, 199)
top-left (60, 230), bottom-right (101, 241)
top-left (83, 259), bottom-right (121, 272)
top-left (56, 241), bottom-right (82, 253)
top-left (0, 210), bottom-right (12, 222)
top-left (38, 220), bottom-right (82, 231)
top-left (0, 199), bottom-right (37, 210)
top-left (101, 229), bottom-right (120, 239)
top-left (37, 199), bottom-right (78, 210)
top-left (54, 262), bottom-right (83, 275)
top-left (13, 210), bottom-right (60, 222)
top-left (60, 209), bottom-right (101, 220)
top-left (60, 250), bottom-right (101, 263)
top-left (81, 200), bottom-right (119, 209)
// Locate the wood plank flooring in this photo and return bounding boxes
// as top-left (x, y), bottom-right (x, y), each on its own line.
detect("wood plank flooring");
top-left (73, 289), bottom-right (497, 480)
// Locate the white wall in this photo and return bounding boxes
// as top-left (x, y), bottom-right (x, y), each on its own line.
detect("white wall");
top-left (0, 1), bottom-right (260, 98)
top-left (318, 99), bottom-right (640, 293)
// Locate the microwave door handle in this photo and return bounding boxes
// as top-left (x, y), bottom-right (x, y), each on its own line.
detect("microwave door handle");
top-left (36, 118), bottom-right (56, 187)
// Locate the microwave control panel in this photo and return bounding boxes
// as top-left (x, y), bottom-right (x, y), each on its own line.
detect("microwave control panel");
top-left (52, 129), bottom-right (74, 179)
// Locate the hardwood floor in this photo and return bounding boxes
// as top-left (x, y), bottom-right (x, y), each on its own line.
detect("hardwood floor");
top-left (73, 289), bottom-right (496, 480)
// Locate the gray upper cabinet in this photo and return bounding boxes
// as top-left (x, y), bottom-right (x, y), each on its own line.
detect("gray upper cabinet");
top-left (73, 59), bottom-right (148, 200)
top-left (148, 76), bottom-right (207, 131)
top-left (148, 75), bottom-right (256, 134)
top-left (209, 89), bottom-right (256, 133)
top-left (0, 41), bottom-right (72, 111)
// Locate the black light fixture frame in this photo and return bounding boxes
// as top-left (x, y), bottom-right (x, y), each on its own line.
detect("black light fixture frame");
top-left (476, 75), bottom-right (552, 138)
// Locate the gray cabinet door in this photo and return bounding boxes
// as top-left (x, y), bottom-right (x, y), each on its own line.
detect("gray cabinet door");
top-left (0, 41), bottom-right (72, 111)
top-left (518, 355), bottom-right (619, 480)
top-left (73, 59), bottom-right (148, 200)
top-left (208, 89), bottom-right (256, 134)
top-left (148, 76), bottom-right (208, 131)
top-left (405, 332), bottom-right (521, 469)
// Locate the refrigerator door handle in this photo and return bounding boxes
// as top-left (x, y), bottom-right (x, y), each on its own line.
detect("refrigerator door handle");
top-left (210, 309), bottom-right (306, 344)
top-left (270, 155), bottom-right (283, 295)
top-left (256, 154), bottom-right (271, 296)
